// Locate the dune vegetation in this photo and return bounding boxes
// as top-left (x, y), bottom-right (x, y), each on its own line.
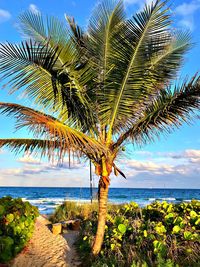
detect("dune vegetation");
top-left (51, 200), bottom-right (200, 267)
top-left (0, 197), bottom-right (39, 263)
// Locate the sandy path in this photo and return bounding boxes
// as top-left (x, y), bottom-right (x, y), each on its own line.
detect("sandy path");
top-left (10, 216), bottom-right (70, 267)
top-left (63, 231), bottom-right (81, 267)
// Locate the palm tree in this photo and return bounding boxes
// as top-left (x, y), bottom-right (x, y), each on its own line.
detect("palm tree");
top-left (0, 0), bottom-right (200, 255)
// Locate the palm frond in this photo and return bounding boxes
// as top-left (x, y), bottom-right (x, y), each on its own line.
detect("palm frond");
top-left (0, 103), bottom-right (106, 161)
top-left (97, 0), bottom-right (174, 139)
top-left (0, 138), bottom-right (58, 160)
top-left (88, 0), bottom-right (125, 67)
top-left (115, 30), bottom-right (192, 136)
top-left (65, 16), bottom-right (87, 50)
top-left (86, 0), bottom-right (126, 139)
top-left (18, 11), bottom-right (76, 64)
top-left (0, 40), bottom-right (60, 93)
top-left (18, 11), bottom-right (94, 92)
top-left (113, 75), bottom-right (200, 148)
top-left (149, 30), bottom-right (192, 78)
top-left (0, 40), bottom-right (96, 131)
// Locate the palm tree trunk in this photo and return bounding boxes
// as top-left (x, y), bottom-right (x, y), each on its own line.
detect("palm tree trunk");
top-left (92, 178), bottom-right (109, 256)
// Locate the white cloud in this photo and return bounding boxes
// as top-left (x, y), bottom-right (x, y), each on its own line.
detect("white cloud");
top-left (175, 0), bottom-right (200, 16)
top-left (1, 154), bottom-right (88, 179)
top-left (164, 149), bottom-right (200, 160)
top-left (184, 149), bottom-right (200, 158)
top-left (18, 155), bottom-right (41, 165)
top-left (175, 0), bottom-right (200, 31)
top-left (124, 159), bottom-right (188, 175)
top-left (0, 158), bottom-right (91, 187)
top-left (0, 148), bottom-right (200, 188)
top-left (114, 148), bottom-right (200, 187)
top-left (29, 4), bottom-right (40, 14)
top-left (0, 9), bottom-right (11, 23)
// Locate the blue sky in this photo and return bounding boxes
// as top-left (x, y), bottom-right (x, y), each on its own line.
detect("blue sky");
top-left (0, 0), bottom-right (200, 188)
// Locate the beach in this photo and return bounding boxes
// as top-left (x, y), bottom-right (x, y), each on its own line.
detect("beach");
top-left (10, 216), bottom-right (80, 267)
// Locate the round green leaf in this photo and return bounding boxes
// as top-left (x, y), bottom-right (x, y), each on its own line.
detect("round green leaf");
top-left (118, 224), bottom-right (127, 234)
top-left (6, 213), bottom-right (14, 223)
top-left (172, 225), bottom-right (181, 234)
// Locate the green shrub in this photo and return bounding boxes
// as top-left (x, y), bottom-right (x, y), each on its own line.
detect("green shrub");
top-left (49, 201), bottom-right (122, 223)
top-left (77, 200), bottom-right (200, 267)
top-left (0, 196), bottom-right (39, 263)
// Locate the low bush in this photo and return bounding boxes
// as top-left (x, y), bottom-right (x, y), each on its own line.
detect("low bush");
top-left (0, 196), bottom-right (39, 263)
top-left (77, 200), bottom-right (200, 267)
top-left (49, 201), bottom-right (121, 223)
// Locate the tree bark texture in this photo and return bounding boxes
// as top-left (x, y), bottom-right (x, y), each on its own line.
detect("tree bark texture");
top-left (92, 178), bottom-right (109, 255)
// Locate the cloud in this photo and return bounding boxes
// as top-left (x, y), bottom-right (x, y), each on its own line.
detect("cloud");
top-left (4, 154), bottom-right (88, 178)
top-left (164, 149), bottom-right (200, 160)
top-left (124, 159), bottom-right (187, 175)
top-left (178, 18), bottom-right (194, 30)
top-left (175, 0), bottom-right (200, 31)
top-left (18, 155), bottom-right (41, 165)
top-left (115, 148), bottom-right (200, 185)
top-left (124, 0), bottom-right (142, 4)
top-left (0, 149), bottom-right (200, 188)
top-left (175, 0), bottom-right (200, 16)
top-left (0, 157), bottom-right (91, 187)
top-left (0, 149), bottom-right (5, 154)
top-left (29, 4), bottom-right (40, 14)
top-left (0, 9), bottom-right (11, 23)
top-left (184, 149), bottom-right (200, 158)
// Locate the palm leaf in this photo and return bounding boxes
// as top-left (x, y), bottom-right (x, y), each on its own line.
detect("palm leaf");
top-left (18, 11), bottom-right (76, 65)
top-left (117, 30), bottom-right (192, 136)
top-left (88, 0), bottom-right (125, 67)
top-left (113, 75), bottom-right (200, 148)
top-left (98, 0), bottom-right (172, 139)
top-left (0, 103), bottom-right (106, 161)
top-left (0, 40), bottom-right (96, 131)
top-left (87, 0), bottom-right (125, 138)
top-left (18, 11), bottom-right (94, 93)
top-left (65, 16), bottom-right (87, 50)
top-left (0, 138), bottom-right (59, 160)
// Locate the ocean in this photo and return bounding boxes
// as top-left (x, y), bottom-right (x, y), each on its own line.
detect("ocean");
top-left (0, 187), bottom-right (200, 215)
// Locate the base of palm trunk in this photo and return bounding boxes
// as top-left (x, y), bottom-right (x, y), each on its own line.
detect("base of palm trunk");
top-left (92, 180), bottom-right (109, 256)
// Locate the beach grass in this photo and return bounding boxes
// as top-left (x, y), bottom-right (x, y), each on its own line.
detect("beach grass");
top-left (49, 200), bottom-right (123, 223)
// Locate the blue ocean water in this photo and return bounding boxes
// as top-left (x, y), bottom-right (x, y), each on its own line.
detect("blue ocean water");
top-left (0, 187), bottom-right (200, 214)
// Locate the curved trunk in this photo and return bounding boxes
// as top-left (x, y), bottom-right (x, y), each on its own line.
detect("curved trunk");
top-left (92, 178), bottom-right (109, 256)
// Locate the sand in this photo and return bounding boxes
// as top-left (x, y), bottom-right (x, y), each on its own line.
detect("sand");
top-left (63, 231), bottom-right (81, 267)
top-left (10, 216), bottom-right (80, 267)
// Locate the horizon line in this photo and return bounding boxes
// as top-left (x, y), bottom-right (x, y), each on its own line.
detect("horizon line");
top-left (0, 186), bottom-right (200, 190)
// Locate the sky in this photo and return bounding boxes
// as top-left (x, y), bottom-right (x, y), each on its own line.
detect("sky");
top-left (0, 0), bottom-right (200, 188)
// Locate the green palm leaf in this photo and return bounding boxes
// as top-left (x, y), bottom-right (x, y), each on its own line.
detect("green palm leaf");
top-left (114, 75), bottom-right (200, 148)
top-left (18, 11), bottom-right (76, 64)
top-left (101, 0), bottom-right (172, 139)
top-left (18, 11), bottom-right (94, 93)
top-left (88, 0), bottom-right (125, 67)
top-left (0, 40), bottom-right (96, 131)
